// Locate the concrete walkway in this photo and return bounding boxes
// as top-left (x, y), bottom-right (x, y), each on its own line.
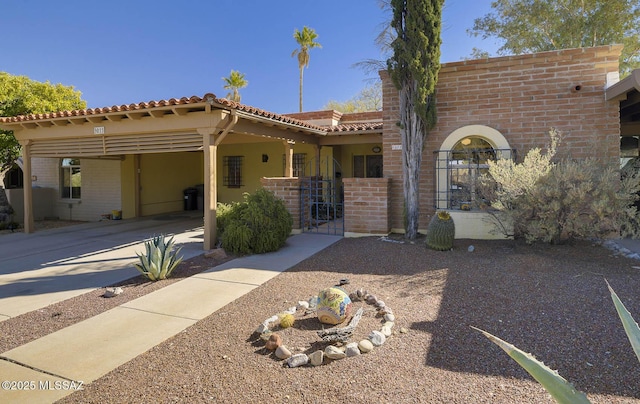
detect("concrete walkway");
top-left (0, 228), bottom-right (341, 403)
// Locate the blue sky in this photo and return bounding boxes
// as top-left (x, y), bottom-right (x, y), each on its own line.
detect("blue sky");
top-left (3, 1), bottom-right (500, 114)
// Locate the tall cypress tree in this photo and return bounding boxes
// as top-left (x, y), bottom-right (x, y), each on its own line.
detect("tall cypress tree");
top-left (387, 0), bottom-right (443, 240)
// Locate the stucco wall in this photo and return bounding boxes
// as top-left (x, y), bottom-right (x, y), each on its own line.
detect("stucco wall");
top-left (138, 152), bottom-right (203, 216)
top-left (216, 142), bottom-right (332, 204)
top-left (381, 45), bottom-right (623, 234)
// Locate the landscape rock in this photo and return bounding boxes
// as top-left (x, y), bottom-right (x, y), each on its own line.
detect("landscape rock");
top-left (103, 287), bottom-right (123, 298)
top-left (275, 345), bottom-right (292, 360)
top-left (308, 296), bottom-right (319, 309)
top-left (286, 353), bottom-right (309, 368)
top-left (358, 339), bottom-right (374, 353)
top-left (324, 345), bottom-right (346, 360)
top-left (265, 333), bottom-right (283, 350)
top-left (381, 325), bottom-right (393, 337)
top-left (384, 313), bottom-right (396, 322)
top-left (308, 350), bottom-right (324, 366)
top-left (345, 342), bottom-right (361, 357)
top-left (369, 330), bottom-right (386, 346)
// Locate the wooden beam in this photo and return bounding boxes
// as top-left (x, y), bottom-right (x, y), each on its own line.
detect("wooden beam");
top-left (69, 118), bottom-right (87, 125)
top-left (231, 120), bottom-right (320, 145)
top-left (106, 114), bottom-right (124, 122)
top-left (621, 122), bottom-right (640, 136)
top-left (87, 116), bottom-right (105, 123)
top-left (126, 112), bottom-right (146, 120)
top-left (149, 110), bottom-right (166, 118)
top-left (172, 106), bottom-right (190, 116)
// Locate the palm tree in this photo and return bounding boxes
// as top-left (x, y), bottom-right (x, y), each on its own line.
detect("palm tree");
top-left (291, 26), bottom-right (321, 112)
top-left (222, 70), bottom-right (248, 102)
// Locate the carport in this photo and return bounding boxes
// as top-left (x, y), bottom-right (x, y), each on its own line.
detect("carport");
top-left (0, 95), bottom-right (326, 250)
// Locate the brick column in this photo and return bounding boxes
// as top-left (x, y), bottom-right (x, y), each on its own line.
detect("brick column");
top-left (260, 177), bottom-right (302, 231)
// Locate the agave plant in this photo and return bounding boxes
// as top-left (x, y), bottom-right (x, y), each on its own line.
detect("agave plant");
top-left (134, 235), bottom-right (183, 281)
top-left (473, 280), bottom-right (640, 403)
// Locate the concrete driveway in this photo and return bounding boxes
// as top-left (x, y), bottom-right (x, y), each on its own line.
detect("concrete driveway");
top-left (0, 213), bottom-right (206, 321)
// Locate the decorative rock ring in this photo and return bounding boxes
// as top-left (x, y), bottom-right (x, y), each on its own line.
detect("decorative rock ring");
top-left (254, 285), bottom-right (402, 368)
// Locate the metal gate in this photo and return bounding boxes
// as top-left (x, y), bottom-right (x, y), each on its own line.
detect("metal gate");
top-left (300, 156), bottom-right (344, 235)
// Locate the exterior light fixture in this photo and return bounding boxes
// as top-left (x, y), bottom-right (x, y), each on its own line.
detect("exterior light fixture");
top-left (372, 146), bottom-right (382, 153)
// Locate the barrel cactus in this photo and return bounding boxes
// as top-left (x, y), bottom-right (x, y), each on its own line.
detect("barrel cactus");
top-left (426, 211), bottom-right (455, 251)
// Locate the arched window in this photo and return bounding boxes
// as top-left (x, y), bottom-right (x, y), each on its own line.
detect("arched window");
top-left (434, 125), bottom-right (514, 210)
top-left (4, 164), bottom-right (23, 189)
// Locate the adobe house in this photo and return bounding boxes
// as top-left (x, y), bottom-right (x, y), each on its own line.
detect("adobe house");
top-left (0, 97), bottom-right (383, 249)
top-left (379, 44), bottom-right (633, 238)
top-left (1, 44), bottom-right (639, 247)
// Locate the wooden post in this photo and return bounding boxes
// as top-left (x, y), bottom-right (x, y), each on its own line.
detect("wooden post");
top-left (19, 140), bottom-right (34, 233)
top-left (202, 131), bottom-right (217, 250)
top-left (284, 140), bottom-right (294, 177)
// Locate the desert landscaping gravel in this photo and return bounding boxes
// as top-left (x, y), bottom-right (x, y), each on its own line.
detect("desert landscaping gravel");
top-left (3, 234), bottom-right (640, 403)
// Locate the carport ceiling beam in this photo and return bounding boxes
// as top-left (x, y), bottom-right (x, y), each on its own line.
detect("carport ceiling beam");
top-left (230, 120), bottom-right (321, 145)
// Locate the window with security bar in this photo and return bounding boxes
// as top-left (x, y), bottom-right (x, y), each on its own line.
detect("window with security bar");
top-left (283, 153), bottom-right (306, 177)
top-left (434, 138), bottom-right (515, 211)
top-left (223, 156), bottom-right (243, 188)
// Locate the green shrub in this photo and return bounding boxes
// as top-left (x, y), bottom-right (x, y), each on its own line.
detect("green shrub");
top-left (219, 188), bottom-right (293, 255)
top-left (216, 201), bottom-right (245, 235)
top-left (134, 234), bottom-right (183, 281)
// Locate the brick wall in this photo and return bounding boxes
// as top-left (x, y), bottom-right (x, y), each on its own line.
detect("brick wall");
top-left (342, 177), bottom-right (390, 235)
top-left (30, 157), bottom-right (121, 221)
top-left (381, 45), bottom-right (623, 232)
top-left (260, 177), bottom-right (302, 230)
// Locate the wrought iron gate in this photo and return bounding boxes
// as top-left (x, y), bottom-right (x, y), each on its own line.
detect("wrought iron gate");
top-left (300, 157), bottom-right (344, 235)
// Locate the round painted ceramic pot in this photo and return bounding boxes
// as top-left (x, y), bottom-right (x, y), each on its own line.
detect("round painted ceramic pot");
top-left (317, 287), bottom-right (353, 325)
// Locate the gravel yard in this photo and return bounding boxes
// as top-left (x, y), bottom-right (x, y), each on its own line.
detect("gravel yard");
top-left (3, 234), bottom-right (640, 403)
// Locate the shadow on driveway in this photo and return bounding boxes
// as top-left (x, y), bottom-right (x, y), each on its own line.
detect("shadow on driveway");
top-left (0, 213), bottom-right (205, 319)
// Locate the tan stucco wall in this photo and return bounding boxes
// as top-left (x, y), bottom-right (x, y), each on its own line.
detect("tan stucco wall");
top-left (138, 152), bottom-right (203, 216)
top-left (336, 144), bottom-right (384, 178)
top-left (216, 142), bottom-right (333, 203)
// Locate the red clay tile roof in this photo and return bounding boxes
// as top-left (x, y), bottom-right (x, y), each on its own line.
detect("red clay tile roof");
top-left (0, 93), bottom-right (324, 132)
top-left (0, 93), bottom-right (382, 134)
top-left (325, 122), bottom-right (383, 132)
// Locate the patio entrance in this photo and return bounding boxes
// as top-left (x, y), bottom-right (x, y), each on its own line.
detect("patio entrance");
top-left (300, 157), bottom-right (344, 235)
